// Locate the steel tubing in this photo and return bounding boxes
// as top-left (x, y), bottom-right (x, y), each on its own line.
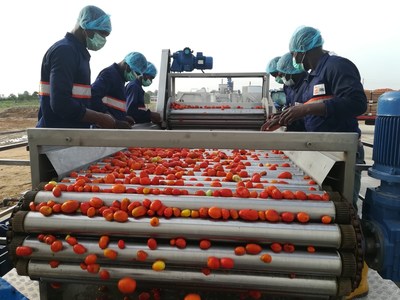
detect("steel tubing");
top-left (19, 212), bottom-right (342, 248)
top-left (22, 237), bottom-right (343, 275)
top-left (31, 191), bottom-right (336, 219)
top-left (26, 261), bottom-right (340, 296)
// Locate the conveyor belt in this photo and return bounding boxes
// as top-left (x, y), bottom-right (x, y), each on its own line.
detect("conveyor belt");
top-left (7, 146), bottom-right (363, 299)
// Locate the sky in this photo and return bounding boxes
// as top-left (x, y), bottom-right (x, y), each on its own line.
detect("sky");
top-left (1, 0), bottom-right (399, 97)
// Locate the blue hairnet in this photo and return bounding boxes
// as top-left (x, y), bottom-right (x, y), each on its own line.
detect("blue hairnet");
top-left (266, 56), bottom-right (281, 74)
top-left (144, 62), bottom-right (157, 78)
top-left (124, 52), bottom-right (148, 75)
top-left (277, 52), bottom-right (303, 75)
top-left (78, 5), bottom-right (112, 33)
top-left (289, 26), bottom-right (324, 53)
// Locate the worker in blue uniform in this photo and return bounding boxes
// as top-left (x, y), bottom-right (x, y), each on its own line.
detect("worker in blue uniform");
top-left (266, 56), bottom-right (286, 111)
top-left (125, 62), bottom-right (162, 125)
top-left (262, 52), bottom-right (307, 131)
top-left (37, 5), bottom-right (117, 128)
top-left (280, 26), bottom-right (368, 300)
top-left (90, 52), bottom-right (148, 127)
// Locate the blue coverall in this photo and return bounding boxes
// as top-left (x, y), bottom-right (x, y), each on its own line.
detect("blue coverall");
top-left (91, 63), bottom-right (128, 121)
top-left (37, 33), bottom-right (92, 128)
top-left (283, 72), bottom-right (308, 132)
top-left (300, 53), bottom-right (367, 208)
top-left (300, 53), bottom-right (367, 134)
top-left (125, 79), bottom-right (151, 123)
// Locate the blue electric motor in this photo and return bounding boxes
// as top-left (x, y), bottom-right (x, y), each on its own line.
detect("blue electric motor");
top-left (170, 47), bottom-right (213, 72)
top-left (363, 91), bottom-right (400, 282)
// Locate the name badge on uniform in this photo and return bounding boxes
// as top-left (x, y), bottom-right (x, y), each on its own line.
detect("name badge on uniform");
top-left (313, 84), bottom-right (326, 96)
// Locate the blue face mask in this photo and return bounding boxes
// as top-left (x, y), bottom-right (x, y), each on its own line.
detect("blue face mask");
top-left (124, 70), bottom-right (138, 82)
top-left (86, 32), bottom-right (106, 51)
top-left (292, 55), bottom-right (306, 72)
top-left (282, 76), bottom-right (295, 87)
top-left (275, 76), bottom-right (284, 84)
top-left (142, 78), bottom-right (152, 87)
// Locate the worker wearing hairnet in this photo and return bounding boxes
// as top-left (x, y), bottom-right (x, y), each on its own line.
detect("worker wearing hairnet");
top-left (90, 52), bottom-right (148, 128)
top-left (281, 26), bottom-right (368, 300)
top-left (125, 62), bottom-right (162, 125)
top-left (261, 52), bottom-right (307, 131)
top-left (266, 56), bottom-right (283, 84)
top-left (37, 5), bottom-right (117, 128)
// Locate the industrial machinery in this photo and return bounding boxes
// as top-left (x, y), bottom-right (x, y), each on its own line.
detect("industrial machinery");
top-left (6, 128), bottom-right (365, 300)
top-left (362, 91), bottom-right (400, 281)
top-left (5, 49), bottom-right (400, 299)
top-left (155, 49), bottom-right (271, 130)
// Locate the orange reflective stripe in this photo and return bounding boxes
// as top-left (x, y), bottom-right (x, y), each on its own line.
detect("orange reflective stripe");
top-left (38, 82), bottom-right (91, 99)
top-left (305, 95), bottom-right (333, 105)
top-left (102, 96), bottom-right (126, 112)
top-left (39, 81), bottom-right (50, 96)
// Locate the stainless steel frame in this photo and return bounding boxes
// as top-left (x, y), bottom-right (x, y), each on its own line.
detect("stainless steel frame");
top-left (27, 128), bottom-right (358, 202)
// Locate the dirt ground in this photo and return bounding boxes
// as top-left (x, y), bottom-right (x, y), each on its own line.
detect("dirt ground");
top-left (0, 107), bottom-right (38, 202)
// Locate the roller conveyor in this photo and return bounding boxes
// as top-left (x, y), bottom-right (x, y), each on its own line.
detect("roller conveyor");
top-left (7, 129), bottom-right (363, 299)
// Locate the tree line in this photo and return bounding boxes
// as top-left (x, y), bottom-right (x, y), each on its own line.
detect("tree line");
top-left (0, 90), bottom-right (158, 104)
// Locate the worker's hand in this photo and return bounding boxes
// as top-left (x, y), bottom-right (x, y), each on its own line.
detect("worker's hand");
top-left (279, 105), bottom-right (307, 126)
top-left (115, 120), bottom-right (132, 129)
top-left (95, 113), bottom-right (116, 129)
top-left (125, 116), bottom-right (135, 126)
top-left (260, 114), bottom-right (281, 131)
top-left (150, 112), bottom-right (162, 124)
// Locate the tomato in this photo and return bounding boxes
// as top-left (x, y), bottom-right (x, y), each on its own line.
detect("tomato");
top-left (39, 205), bottom-right (53, 216)
top-left (260, 254), bottom-right (272, 263)
top-left (281, 212), bottom-right (295, 223)
top-left (281, 190), bottom-right (295, 200)
top-left (245, 243), bottom-right (262, 255)
top-left (65, 235), bottom-right (77, 246)
top-left (184, 293), bottom-right (201, 300)
top-left (147, 238), bottom-right (157, 250)
top-left (86, 206), bottom-right (96, 218)
top-left (89, 197), bottom-right (103, 208)
top-left (239, 209), bottom-right (258, 221)
top-left (132, 206), bottom-right (147, 218)
top-left (294, 190), bottom-right (307, 200)
top-left (297, 212), bottom-right (310, 223)
top-left (86, 263), bottom-right (100, 274)
top-left (283, 243), bottom-right (295, 253)
top-left (99, 269), bottom-right (110, 280)
top-left (118, 277), bottom-right (137, 294)
top-left (112, 184), bottom-right (126, 193)
top-left (234, 246), bottom-right (246, 256)
top-left (136, 250), bottom-right (148, 261)
top-left (117, 239), bottom-right (125, 249)
top-left (208, 206), bottom-right (222, 219)
top-left (277, 171), bottom-right (292, 179)
top-left (61, 200), bottom-right (80, 214)
top-left (149, 199), bottom-right (162, 211)
top-left (307, 246), bottom-right (316, 253)
top-left (15, 246), bottom-right (33, 256)
top-left (52, 186), bottom-right (62, 197)
top-left (270, 243), bottom-right (282, 253)
top-left (175, 238), bottom-right (186, 249)
top-left (73, 243), bottom-right (87, 255)
top-left (321, 215), bottom-right (332, 224)
top-left (207, 256), bottom-right (220, 269)
top-left (103, 248), bottom-right (118, 260)
top-left (84, 254), bottom-right (97, 265)
top-left (49, 260), bottom-right (60, 268)
top-left (265, 209), bottom-right (280, 222)
top-left (219, 188), bottom-right (233, 197)
top-left (270, 188), bottom-right (282, 200)
top-left (149, 217), bottom-right (160, 227)
top-left (50, 240), bottom-right (63, 252)
top-left (199, 239), bottom-right (211, 250)
top-left (220, 257), bottom-right (234, 269)
top-left (152, 260), bottom-right (166, 271)
top-left (114, 210), bottom-right (129, 222)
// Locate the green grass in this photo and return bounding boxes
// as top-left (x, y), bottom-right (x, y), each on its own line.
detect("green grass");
top-left (0, 99), bottom-right (39, 111)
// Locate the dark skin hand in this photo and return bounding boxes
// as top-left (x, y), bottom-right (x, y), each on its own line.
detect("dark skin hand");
top-left (260, 112), bottom-right (281, 131)
top-left (279, 102), bottom-right (326, 126)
